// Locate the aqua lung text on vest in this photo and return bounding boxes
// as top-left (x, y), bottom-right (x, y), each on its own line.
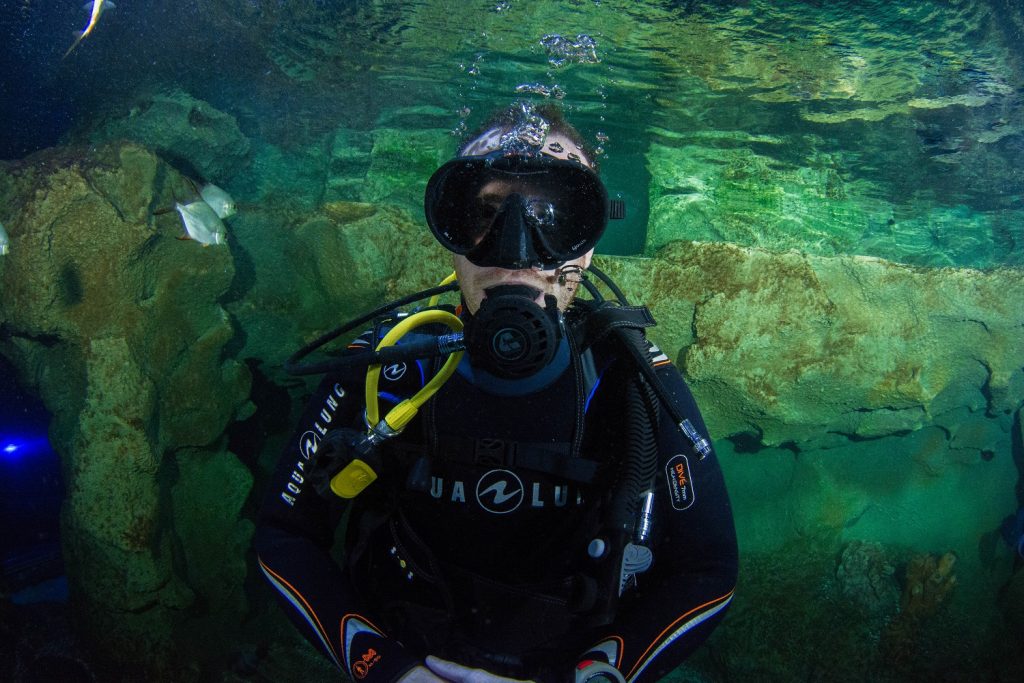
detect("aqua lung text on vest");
top-left (279, 383), bottom-right (346, 506)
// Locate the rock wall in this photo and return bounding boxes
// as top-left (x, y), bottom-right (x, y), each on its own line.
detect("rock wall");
top-left (88, 90), bottom-right (251, 182)
top-left (0, 142), bottom-right (252, 678)
top-left (600, 241), bottom-right (1022, 557)
top-left (601, 242), bottom-right (1023, 447)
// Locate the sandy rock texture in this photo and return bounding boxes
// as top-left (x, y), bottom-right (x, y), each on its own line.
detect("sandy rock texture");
top-left (0, 141), bottom-right (252, 677)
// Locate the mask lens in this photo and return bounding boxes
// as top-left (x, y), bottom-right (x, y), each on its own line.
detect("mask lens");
top-left (425, 154), bottom-right (608, 267)
top-left (525, 199), bottom-right (556, 229)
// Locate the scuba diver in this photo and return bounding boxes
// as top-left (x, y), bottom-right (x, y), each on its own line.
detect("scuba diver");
top-left (254, 103), bottom-right (738, 683)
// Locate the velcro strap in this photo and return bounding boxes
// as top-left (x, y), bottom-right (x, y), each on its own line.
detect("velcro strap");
top-left (436, 436), bottom-right (598, 483)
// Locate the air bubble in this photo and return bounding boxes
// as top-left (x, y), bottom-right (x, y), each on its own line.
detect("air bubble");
top-left (540, 34), bottom-right (599, 68)
top-left (514, 83), bottom-right (566, 99)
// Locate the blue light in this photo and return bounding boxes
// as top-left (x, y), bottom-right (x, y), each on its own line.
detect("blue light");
top-left (0, 436), bottom-right (53, 459)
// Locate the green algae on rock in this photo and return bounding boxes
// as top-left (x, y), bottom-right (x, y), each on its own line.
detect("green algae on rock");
top-left (88, 90), bottom-right (251, 182)
top-left (624, 242), bottom-right (1024, 448)
top-left (0, 141), bottom-right (252, 677)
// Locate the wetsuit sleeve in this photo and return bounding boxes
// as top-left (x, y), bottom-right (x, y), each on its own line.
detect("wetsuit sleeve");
top-left (253, 364), bottom-right (422, 683)
top-left (577, 349), bottom-right (738, 683)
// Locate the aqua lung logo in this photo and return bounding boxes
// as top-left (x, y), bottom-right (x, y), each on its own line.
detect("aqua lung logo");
top-left (299, 431), bottom-right (320, 460)
top-left (430, 471), bottom-right (582, 510)
top-left (279, 383), bottom-right (345, 507)
top-left (383, 363), bottom-right (407, 381)
top-left (492, 328), bottom-right (526, 361)
top-left (664, 454), bottom-right (695, 511)
top-left (475, 469), bottom-right (525, 514)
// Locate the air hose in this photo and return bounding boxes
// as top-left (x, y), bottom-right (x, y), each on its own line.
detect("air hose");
top-left (365, 309), bottom-right (464, 432)
top-left (605, 370), bottom-right (660, 535)
top-left (581, 339), bottom-right (661, 627)
top-left (284, 281), bottom-right (460, 376)
top-left (326, 309), bottom-right (464, 498)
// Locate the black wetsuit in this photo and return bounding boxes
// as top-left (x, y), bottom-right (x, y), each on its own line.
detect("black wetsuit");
top-left (255, 316), bottom-right (738, 683)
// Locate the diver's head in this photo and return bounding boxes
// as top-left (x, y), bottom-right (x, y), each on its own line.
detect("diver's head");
top-left (425, 102), bottom-right (606, 314)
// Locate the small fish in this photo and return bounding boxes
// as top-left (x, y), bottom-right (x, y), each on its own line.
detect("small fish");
top-left (199, 183), bottom-right (237, 219)
top-left (64, 0), bottom-right (115, 58)
top-left (0, 221), bottom-right (9, 255)
top-left (175, 200), bottom-right (226, 247)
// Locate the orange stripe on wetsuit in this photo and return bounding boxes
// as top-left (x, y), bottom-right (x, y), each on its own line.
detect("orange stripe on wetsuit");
top-left (625, 589), bottom-right (735, 680)
top-left (258, 556), bottom-right (341, 663)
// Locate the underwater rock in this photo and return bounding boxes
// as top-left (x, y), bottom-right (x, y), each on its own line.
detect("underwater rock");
top-left (232, 138), bottom-right (330, 210)
top-left (214, 187), bottom-right (452, 391)
top-left (361, 128), bottom-right (452, 210)
top-left (902, 551), bottom-right (959, 613)
top-left (170, 448), bottom-right (254, 650)
top-left (835, 541), bottom-right (899, 617)
top-left (88, 90), bottom-right (250, 181)
top-left (0, 600), bottom-right (96, 683)
top-left (0, 141), bottom-right (251, 677)
top-left (325, 128), bottom-right (373, 203)
top-left (881, 551), bottom-right (958, 666)
top-left (322, 126), bottom-right (451, 211)
top-left (321, 200), bottom-right (378, 224)
top-left (645, 141), bottom-right (1021, 269)
top-left (645, 144), bottom-right (859, 257)
top-left (625, 242), bottom-right (1024, 449)
top-left (602, 242), bottom-right (1021, 568)
top-left (295, 203), bottom-right (449, 317)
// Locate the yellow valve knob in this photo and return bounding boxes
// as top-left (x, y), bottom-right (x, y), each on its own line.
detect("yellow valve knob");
top-left (329, 459), bottom-right (379, 498)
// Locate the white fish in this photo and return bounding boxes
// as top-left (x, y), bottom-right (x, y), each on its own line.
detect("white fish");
top-left (175, 200), bottom-right (227, 247)
top-left (199, 183), bottom-right (237, 219)
top-left (64, 0), bottom-right (115, 58)
top-left (0, 221), bottom-right (9, 256)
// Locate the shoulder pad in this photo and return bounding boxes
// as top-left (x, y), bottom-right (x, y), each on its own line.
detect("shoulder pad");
top-left (573, 304), bottom-right (657, 351)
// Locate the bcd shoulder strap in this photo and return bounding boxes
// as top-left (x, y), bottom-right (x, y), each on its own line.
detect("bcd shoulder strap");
top-left (572, 303), bottom-right (656, 352)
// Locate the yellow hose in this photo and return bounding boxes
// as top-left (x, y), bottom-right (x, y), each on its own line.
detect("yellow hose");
top-left (365, 309), bottom-right (464, 432)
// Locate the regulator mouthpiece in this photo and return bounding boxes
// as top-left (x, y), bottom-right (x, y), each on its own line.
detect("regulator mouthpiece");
top-left (463, 285), bottom-right (560, 379)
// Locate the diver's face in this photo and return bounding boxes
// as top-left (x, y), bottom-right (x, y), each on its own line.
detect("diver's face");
top-left (454, 249), bottom-right (594, 314)
top-left (454, 131), bottom-right (595, 314)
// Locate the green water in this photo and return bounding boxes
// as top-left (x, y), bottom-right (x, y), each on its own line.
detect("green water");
top-left (197, 0), bottom-right (1024, 266)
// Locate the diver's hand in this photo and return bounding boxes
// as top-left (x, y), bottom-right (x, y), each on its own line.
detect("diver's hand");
top-left (397, 664), bottom-right (449, 682)
top-left (424, 656), bottom-right (535, 683)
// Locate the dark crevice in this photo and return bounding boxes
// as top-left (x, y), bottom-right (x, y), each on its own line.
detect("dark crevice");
top-left (826, 429), bottom-right (914, 443)
top-left (779, 440), bottom-right (801, 456)
top-left (727, 429), bottom-right (766, 454)
top-left (226, 359), bottom-right (293, 472)
top-left (0, 324), bottom-right (62, 347)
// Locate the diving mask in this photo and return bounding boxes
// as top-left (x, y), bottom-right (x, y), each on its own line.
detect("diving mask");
top-left (425, 151), bottom-right (621, 270)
